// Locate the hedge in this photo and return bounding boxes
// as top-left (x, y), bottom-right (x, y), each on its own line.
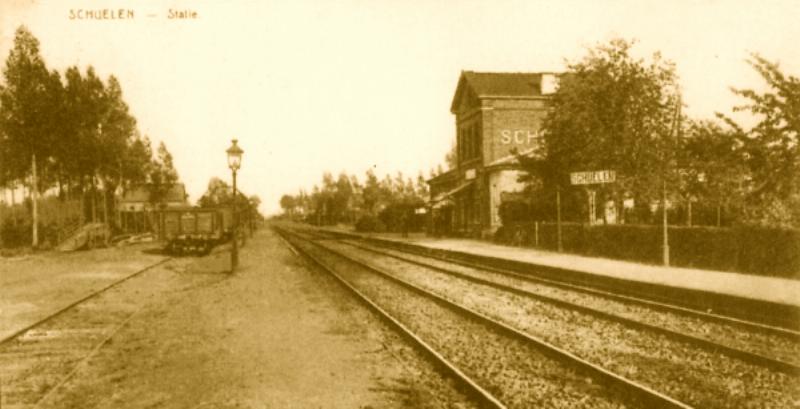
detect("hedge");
top-left (495, 222), bottom-right (800, 279)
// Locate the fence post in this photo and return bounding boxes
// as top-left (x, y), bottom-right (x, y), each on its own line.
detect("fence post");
top-left (534, 221), bottom-right (539, 247)
top-left (556, 188), bottom-right (563, 252)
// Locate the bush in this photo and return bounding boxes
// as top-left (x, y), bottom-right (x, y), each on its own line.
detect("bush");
top-left (1, 219), bottom-right (31, 248)
top-left (377, 202), bottom-right (425, 233)
top-left (734, 225), bottom-right (800, 277)
top-left (355, 215), bottom-right (385, 232)
top-left (498, 200), bottom-right (531, 226)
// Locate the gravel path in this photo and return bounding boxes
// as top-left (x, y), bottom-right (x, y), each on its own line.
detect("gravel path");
top-left (299, 239), bottom-right (637, 409)
top-left (24, 228), bottom-right (477, 409)
top-left (327, 240), bottom-right (800, 409)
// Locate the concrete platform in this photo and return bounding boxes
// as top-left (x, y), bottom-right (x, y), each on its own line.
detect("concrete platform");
top-left (317, 226), bottom-right (800, 309)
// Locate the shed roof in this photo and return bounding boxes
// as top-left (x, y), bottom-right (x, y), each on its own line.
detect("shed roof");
top-left (120, 183), bottom-right (187, 204)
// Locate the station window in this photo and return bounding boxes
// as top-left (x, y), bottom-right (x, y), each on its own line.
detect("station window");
top-left (459, 128), bottom-right (465, 162)
top-left (473, 124), bottom-right (482, 159)
top-left (457, 120), bottom-right (483, 165)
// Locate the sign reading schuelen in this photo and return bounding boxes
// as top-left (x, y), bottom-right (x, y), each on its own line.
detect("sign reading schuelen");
top-left (570, 170), bottom-right (616, 185)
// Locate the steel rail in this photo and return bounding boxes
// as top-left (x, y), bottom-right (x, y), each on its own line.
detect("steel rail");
top-left (0, 257), bottom-right (172, 347)
top-left (335, 238), bottom-right (800, 376)
top-left (280, 227), bottom-right (695, 409)
top-left (277, 229), bottom-right (506, 409)
top-left (33, 304), bottom-right (147, 408)
top-left (1, 256), bottom-right (172, 408)
top-left (325, 230), bottom-right (800, 340)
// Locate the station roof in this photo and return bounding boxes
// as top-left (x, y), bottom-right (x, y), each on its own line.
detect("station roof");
top-left (486, 147), bottom-right (540, 167)
top-left (451, 71), bottom-right (558, 113)
top-left (428, 180), bottom-right (474, 207)
top-left (426, 168), bottom-right (459, 186)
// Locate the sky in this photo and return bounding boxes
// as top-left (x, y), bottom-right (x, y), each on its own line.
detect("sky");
top-left (1, 0), bottom-right (799, 214)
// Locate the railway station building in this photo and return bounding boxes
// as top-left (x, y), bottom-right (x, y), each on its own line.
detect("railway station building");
top-left (428, 71), bottom-right (559, 237)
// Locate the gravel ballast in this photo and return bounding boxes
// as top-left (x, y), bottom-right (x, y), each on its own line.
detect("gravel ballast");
top-left (327, 240), bottom-right (800, 409)
top-left (344, 240), bottom-right (800, 364)
top-left (297, 239), bottom-right (638, 409)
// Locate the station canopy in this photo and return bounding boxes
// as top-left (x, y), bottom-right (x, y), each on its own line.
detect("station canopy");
top-left (429, 181), bottom-right (474, 208)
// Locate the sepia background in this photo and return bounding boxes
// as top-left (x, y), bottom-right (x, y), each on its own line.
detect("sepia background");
top-left (1, 0), bottom-right (798, 214)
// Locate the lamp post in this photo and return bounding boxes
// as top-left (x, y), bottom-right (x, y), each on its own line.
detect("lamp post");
top-left (226, 139), bottom-right (243, 271)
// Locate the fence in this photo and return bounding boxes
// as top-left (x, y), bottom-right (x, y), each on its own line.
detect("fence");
top-left (495, 222), bottom-right (800, 279)
top-left (0, 197), bottom-right (82, 248)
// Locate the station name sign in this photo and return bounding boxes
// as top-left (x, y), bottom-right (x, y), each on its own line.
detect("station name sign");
top-left (570, 170), bottom-right (616, 185)
top-left (500, 129), bottom-right (542, 145)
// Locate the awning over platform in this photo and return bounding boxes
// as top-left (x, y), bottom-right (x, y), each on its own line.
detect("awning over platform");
top-left (428, 181), bottom-right (474, 208)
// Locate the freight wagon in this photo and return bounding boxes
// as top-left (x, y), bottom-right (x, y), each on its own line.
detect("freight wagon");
top-left (155, 206), bottom-right (234, 255)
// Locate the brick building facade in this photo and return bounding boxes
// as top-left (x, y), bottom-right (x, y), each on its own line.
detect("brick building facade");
top-left (428, 71), bottom-right (558, 237)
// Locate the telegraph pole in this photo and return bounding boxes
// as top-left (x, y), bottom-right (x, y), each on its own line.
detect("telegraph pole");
top-left (663, 90), bottom-right (682, 267)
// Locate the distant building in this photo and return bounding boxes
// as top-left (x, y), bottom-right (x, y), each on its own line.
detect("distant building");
top-left (118, 183), bottom-right (188, 233)
top-left (428, 71), bottom-right (559, 237)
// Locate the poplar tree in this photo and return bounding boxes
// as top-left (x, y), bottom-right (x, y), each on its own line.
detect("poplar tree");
top-left (0, 26), bottom-right (60, 246)
top-left (148, 141), bottom-right (180, 206)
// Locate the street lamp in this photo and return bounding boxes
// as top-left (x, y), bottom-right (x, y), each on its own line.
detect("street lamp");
top-left (227, 139), bottom-right (243, 271)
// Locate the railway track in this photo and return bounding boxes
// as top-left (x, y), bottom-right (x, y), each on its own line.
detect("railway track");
top-left (278, 227), bottom-right (695, 409)
top-left (335, 237), bottom-right (800, 374)
top-left (0, 257), bottom-right (172, 408)
top-left (283, 226), bottom-right (800, 408)
top-left (314, 227), bottom-right (800, 331)
top-left (306, 227), bottom-right (800, 337)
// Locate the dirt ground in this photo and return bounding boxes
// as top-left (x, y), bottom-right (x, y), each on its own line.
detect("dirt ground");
top-left (34, 227), bottom-right (473, 409)
top-left (0, 243), bottom-right (165, 341)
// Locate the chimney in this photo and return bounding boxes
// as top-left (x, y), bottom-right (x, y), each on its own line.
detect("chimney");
top-left (540, 73), bottom-right (558, 95)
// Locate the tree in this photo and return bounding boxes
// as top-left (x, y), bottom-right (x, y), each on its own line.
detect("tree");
top-left (333, 172), bottom-right (353, 223)
top-left (248, 195), bottom-right (262, 223)
top-left (95, 75), bottom-right (137, 223)
top-left (119, 133), bottom-right (153, 192)
top-left (148, 141), bottom-right (180, 206)
top-left (415, 171), bottom-right (429, 200)
top-left (198, 177), bottom-right (231, 208)
top-left (678, 120), bottom-right (747, 225)
top-left (0, 26), bottom-right (166, 244)
top-left (0, 26), bottom-right (61, 246)
top-left (719, 54), bottom-right (800, 226)
top-left (444, 139), bottom-right (458, 169)
top-left (525, 38), bottom-right (680, 222)
top-left (279, 194), bottom-right (296, 217)
top-left (362, 168), bottom-right (381, 215)
top-left (59, 66), bottom-right (87, 193)
top-left (59, 66), bottom-right (109, 222)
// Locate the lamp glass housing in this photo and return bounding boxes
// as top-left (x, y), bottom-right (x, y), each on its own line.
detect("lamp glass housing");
top-left (226, 139), bottom-right (243, 171)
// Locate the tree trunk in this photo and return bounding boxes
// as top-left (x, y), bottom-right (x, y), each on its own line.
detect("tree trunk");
top-left (91, 174), bottom-right (97, 223)
top-left (10, 182), bottom-right (16, 222)
top-left (31, 153), bottom-right (39, 248)
top-left (102, 179), bottom-right (109, 225)
top-left (79, 177), bottom-right (86, 226)
top-left (687, 200), bottom-right (692, 227)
